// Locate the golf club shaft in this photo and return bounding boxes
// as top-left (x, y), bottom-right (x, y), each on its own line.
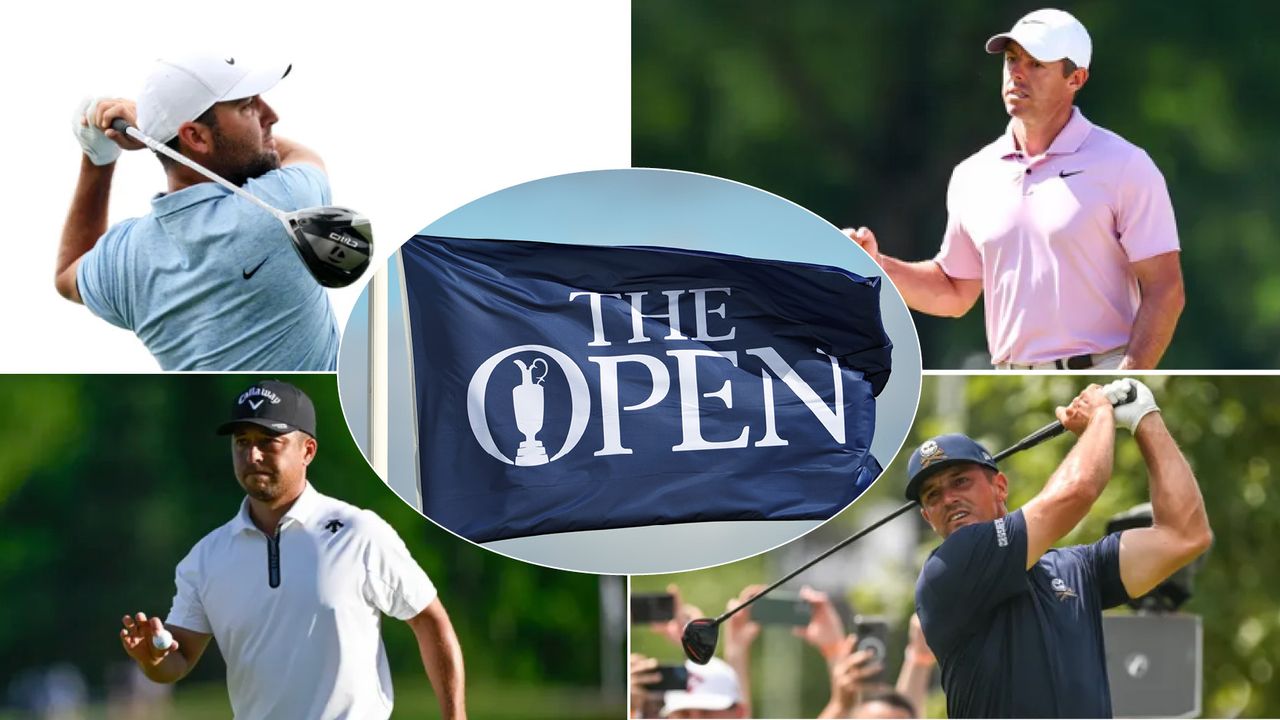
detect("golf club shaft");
top-left (110, 119), bottom-right (287, 222)
top-left (709, 381), bottom-right (1139, 626)
top-left (992, 380), bottom-right (1138, 463)
top-left (992, 420), bottom-right (1066, 463)
top-left (711, 499), bottom-right (918, 625)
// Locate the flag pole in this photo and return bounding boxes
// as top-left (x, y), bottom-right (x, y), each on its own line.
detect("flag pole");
top-left (368, 259), bottom-right (388, 477)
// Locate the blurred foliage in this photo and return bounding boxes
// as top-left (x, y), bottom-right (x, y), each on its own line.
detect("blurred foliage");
top-left (0, 375), bottom-right (619, 714)
top-left (634, 0), bottom-right (1280, 368)
top-left (0, 678), bottom-right (616, 720)
top-left (636, 376), bottom-right (1279, 717)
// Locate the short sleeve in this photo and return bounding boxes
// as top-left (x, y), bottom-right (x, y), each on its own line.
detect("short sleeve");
top-left (916, 509), bottom-right (1030, 656)
top-left (243, 164), bottom-right (332, 214)
top-left (1072, 531), bottom-right (1129, 609)
top-left (361, 511), bottom-right (438, 620)
top-left (76, 220), bottom-right (136, 329)
top-left (934, 168), bottom-right (984, 280)
top-left (1116, 150), bottom-right (1180, 262)
top-left (166, 546), bottom-right (212, 634)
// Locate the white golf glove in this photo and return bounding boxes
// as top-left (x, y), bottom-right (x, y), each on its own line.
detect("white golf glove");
top-left (72, 97), bottom-right (121, 166)
top-left (1106, 378), bottom-right (1159, 433)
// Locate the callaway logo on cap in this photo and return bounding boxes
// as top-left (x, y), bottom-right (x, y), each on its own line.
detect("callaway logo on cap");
top-left (215, 380), bottom-right (317, 438)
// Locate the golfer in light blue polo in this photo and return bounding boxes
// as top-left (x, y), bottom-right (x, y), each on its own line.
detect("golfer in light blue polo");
top-left (58, 53), bottom-right (339, 370)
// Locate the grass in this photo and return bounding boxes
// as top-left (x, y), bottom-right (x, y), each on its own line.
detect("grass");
top-left (0, 678), bottom-right (621, 719)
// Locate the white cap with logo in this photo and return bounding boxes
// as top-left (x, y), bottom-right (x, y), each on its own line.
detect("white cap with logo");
top-left (136, 54), bottom-right (292, 143)
top-left (985, 8), bottom-right (1092, 69)
top-left (661, 658), bottom-right (742, 717)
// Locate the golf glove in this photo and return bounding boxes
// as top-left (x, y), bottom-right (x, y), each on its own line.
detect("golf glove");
top-left (72, 97), bottom-right (121, 166)
top-left (1110, 378), bottom-right (1159, 433)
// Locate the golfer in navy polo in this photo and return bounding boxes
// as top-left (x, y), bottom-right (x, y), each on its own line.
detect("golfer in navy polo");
top-left (909, 380), bottom-right (1210, 718)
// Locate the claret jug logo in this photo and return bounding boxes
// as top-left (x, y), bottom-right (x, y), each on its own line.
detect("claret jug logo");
top-left (465, 287), bottom-right (854, 467)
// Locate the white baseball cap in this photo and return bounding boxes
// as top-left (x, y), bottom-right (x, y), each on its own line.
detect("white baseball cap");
top-left (137, 54), bottom-right (292, 143)
top-left (985, 8), bottom-right (1092, 69)
top-left (661, 658), bottom-right (742, 717)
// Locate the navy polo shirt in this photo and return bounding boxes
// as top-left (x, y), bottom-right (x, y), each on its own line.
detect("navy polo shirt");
top-left (915, 509), bottom-right (1130, 718)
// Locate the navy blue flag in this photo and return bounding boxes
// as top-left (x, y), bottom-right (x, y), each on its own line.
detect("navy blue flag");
top-left (401, 235), bottom-right (893, 542)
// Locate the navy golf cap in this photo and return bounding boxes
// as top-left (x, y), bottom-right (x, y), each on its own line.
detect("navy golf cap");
top-left (216, 380), bottom-right (317, 438)
top-left (905, 433), bottom-right (998, 502)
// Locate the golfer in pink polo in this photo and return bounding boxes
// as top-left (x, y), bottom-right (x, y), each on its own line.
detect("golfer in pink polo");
top-left (849, 8), bottom-right (1184, 370)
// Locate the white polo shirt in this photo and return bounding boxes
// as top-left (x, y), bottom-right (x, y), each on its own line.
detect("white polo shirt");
top-left (166, 483), bottom-right (437, 719)
top-left (935, 107), bottom-right (1180, 365)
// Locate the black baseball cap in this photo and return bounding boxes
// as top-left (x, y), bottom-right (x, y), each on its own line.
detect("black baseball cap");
top-left (904, 433), bottom-right (998, 502)
top-left (215, 380), bottom-right (317, 438)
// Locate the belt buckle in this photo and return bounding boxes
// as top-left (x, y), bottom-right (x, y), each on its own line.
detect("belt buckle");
top-left (1065, 354), bottom-right (1094, 370)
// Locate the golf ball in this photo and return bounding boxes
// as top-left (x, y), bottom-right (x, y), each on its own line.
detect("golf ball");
top-left (151, 629), bottom-right (173, 651)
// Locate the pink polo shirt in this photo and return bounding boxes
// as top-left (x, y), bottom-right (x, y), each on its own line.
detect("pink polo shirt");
top-left (935, 108), bottom-right (1179, 365)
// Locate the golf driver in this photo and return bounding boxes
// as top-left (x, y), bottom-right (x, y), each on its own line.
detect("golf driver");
top-left (682, 379), bottom-right (1138, 664)
top-left (110, 118), bottom-right (372, 288)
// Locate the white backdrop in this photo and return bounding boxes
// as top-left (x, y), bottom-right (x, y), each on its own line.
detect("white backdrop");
top-left (2, 0), bottom-right (630, 371)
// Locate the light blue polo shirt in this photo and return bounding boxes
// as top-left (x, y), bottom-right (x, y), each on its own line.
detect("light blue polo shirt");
top-left (77, 164), bottom-right (339, 371)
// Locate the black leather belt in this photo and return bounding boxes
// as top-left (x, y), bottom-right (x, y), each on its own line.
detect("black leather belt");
top-left (1053, 354), bottom-right (1096, 370)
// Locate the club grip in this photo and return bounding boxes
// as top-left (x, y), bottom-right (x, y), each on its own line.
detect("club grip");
top-left (1105, 379), bottom-right (1139, 407)
top-left (110, 118), bottom-right (131, 135)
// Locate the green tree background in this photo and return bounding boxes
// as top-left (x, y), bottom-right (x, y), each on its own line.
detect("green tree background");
top-left (635, 376), bottom-right (1277, 717)
top-left (0, 375), bottom-right (621, 718)
top-left (633, 0), bottom-right (1280, 368)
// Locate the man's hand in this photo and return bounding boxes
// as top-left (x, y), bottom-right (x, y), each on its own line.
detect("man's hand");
top-left (650, 584), bottom-right (703, 649)
top-left (818, 634), bottom-right (883, 719)
top-left (893, 613), bottom-right (935, 718)
top-left (118, 612), bottom-right (209, 684)
top-left (1056, 384), bottom-right (1115, 436)
top-left (629, 653), bottom-right (661, 716)
top-left (723, 585), bottom-right (763, 660)
top-left (903, 613), bottom-right (935, 669)
top-left (843, 227), bottom-right (881, 263)
top-left (88, 98), bottom-right (145, 151)
top-left (842, 225), bottom-right (984, 318)
top-left (794, 585), bottom-right (846, 660)
top-left (119, 612), bottom-right (179, 667)
top-left (1112, 379), bottom-right (1159, 433)
top-left (73, 97), bottom-right (122, 165)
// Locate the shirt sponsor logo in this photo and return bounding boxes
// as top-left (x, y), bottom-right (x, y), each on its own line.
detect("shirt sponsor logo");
top-left (1051, 576), bottom-right (1079, 601)
top-left (242, 257), bottom-right (268, 280)
top-left (993, 517), bottom-right (1008, 547)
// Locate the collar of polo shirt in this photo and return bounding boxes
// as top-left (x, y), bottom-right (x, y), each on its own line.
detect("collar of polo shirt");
top-left (1001, 106), bottom-right (1093, 159)
top-left (230, 481), bottom-right (320, 534)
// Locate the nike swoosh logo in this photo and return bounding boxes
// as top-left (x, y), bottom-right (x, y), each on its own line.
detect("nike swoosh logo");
top-left (1059, 170), bottom-right (1083, 179)
top-left (225, 57), bottom-right (236, 65)
top-left (242, 257), bottom-right (268, 279)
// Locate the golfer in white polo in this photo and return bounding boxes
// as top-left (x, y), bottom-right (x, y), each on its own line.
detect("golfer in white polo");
top-left (118, 380), bottom-right (466, 719)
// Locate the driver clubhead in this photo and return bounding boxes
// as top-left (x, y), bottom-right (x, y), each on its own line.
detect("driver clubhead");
top-left (681, 618), bottom-right (720, 665)
top-left (286, 207), bottom-right (373, 288)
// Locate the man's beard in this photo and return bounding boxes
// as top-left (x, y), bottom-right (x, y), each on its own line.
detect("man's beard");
top-left (212, 127), bottom-right (281, 186)
top-left (239, 471), bottom-right (286, 502)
